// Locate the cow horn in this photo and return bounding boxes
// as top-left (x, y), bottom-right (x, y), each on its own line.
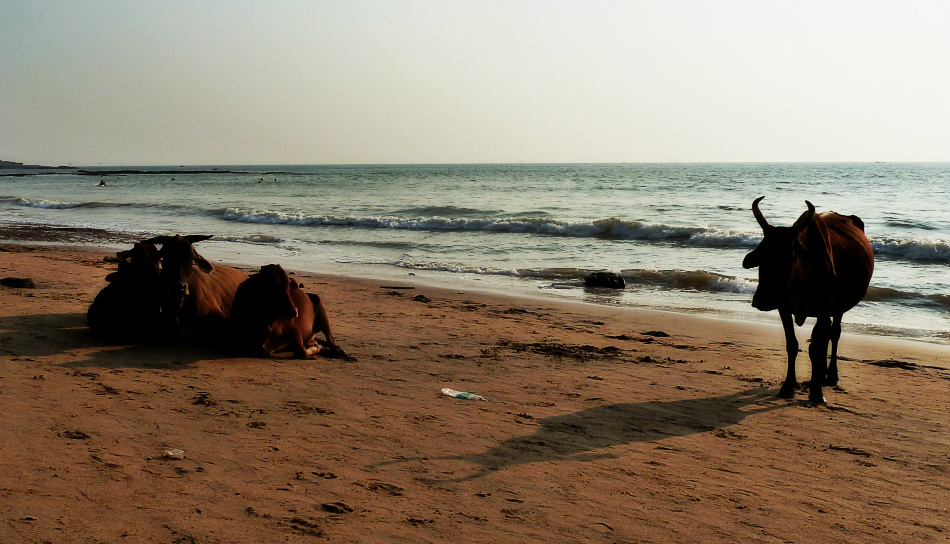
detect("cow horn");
top-left (184, 235), bottom-right (213, 244)
top-left (751, 196), bottom-right (770, 230)
top-left (791, 200), bottom-right (816, 233)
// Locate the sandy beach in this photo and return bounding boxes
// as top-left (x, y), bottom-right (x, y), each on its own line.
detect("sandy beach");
top-left (2, 242), bottom-right (950, 543)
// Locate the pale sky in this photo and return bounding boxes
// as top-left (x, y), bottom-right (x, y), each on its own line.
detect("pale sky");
top-left (1, 0), bottom-right (948, 166)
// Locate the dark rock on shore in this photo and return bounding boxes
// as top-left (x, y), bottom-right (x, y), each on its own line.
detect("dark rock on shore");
top-left (1, 277), bottom-right (36, 288)
top-left (584, 272), bottom-right (625, 289)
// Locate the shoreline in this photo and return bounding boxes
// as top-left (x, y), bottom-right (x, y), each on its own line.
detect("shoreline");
top-left (2, 242), bottom-right (950, 542)
top-left (5, 237), bottom-right (947, 366)
top-left (2, 219), bottom-right (948, 347)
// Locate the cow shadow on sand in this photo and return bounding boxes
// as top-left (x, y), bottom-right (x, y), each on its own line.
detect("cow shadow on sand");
top-left (0, 312), bottom-right (88, 356)
top-left (0, 312), bottom-right (222, 369)
top-left (374, 388), bottom-right (787, 482)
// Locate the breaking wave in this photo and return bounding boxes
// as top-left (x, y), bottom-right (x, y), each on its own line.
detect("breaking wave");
top-left (220, 207), bottom-right (759, 246)
top-left (220, 207), bottom-right (950, 263)
top-left (870, 236), bottom-right (950, 262)
top-left (212, 234), bottom-right (284, 245)
top-left (3, 196), bottom-right (83, 209)
top-left (619, 269), bottom-right (757, 293)
top-left (382, 260), bottom-right (943, 308)
top-left (864, 286), bottom-right (950, 310)
top-left (393, 205), bottom-right (500, 217)
top-left (2, 196), bottom-right (212, 216)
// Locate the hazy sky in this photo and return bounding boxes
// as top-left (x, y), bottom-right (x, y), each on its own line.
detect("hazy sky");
top-left (2, 1), bottom-right (948, 166)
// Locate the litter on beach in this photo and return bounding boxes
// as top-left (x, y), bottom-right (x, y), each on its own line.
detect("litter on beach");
top-left (441, 387), bottom-right (486, 401)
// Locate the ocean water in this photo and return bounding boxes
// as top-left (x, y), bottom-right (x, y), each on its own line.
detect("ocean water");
top-left (2, 163), bottom-right (948, 343)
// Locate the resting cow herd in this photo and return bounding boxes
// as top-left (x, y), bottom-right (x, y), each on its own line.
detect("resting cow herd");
top-left (87, 234), bottom-right (345, 359)
top-left (86, 196), bottom-right (873, 404)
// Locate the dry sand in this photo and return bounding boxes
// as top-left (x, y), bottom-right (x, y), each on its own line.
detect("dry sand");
top-left (1, 243), bottom-right (949, 543)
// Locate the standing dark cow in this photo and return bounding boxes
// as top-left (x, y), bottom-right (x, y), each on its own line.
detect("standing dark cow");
top-left (144, 234), bottom-right (248, 344)
top-left (742, 197), bottom-right (874, 404)
top-left (230, 264), bottom-right (344, 359)
top-left (87, 241), bottom-right (163, 343)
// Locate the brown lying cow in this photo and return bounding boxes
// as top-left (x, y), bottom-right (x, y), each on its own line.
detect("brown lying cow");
top-left (230, 264), bottom-right (344, 359)
top-left (144, 234), bottom-right (248, 344)
top-left (742, 197), bottom-right (874, 404)
top-left (87, 241), bottom-right (163, 343)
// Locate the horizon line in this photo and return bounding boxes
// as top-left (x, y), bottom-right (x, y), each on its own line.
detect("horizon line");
top-left (7, 159), bottom-right (950, 169)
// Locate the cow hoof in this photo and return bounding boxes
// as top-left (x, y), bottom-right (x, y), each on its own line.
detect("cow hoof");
top-left (808, 393), bottom-right (826, 405)
top-left (777, 381), bottom-right (798, 398)
top-left (321, 346), bottom-right (347, 359)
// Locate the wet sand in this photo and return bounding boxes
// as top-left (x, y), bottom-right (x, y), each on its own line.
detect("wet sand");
top-left (2, 242), bottom-right (949, 543)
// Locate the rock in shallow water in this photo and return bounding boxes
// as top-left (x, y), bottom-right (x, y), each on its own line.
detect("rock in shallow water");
top-left (583, 272), bottom-right (625, 289)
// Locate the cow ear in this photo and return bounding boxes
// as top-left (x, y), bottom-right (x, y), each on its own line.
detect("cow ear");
top-left (742, 249), bottom-right (760, 269)
top-left (289, 278), bottom-right (301, 290)
top-left (797, 241), bottom-right (835, 276)
top-left (810, 252), bottom-right (834, 276)
top-left (195, 254), bottom-right (215, 273)
top-left (791, 240), bottom-right (806, 259)
top-left (793, 240), bottom-right (822, 269)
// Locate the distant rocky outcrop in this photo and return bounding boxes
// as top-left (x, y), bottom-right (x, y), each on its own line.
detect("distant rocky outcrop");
top-left (0, 160), bottom-right (73, 170)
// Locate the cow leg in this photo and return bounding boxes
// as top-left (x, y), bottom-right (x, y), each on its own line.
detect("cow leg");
top-left (300, 332), bottom-right (322, 357)
top-left (309, 293), bottom-right (345, 357)
top-left (778, 310), bottom-right (799, 398)
top-left (309, 293), bottom-right (337, 345)
top-left (824, 313), bottom-right (843, 386)
top-left (808, 316), bottom-right (832, 404)
top-left (260, 335), bottom-right (285, 357)
top-left (289, 326), bottom-right (317, 359)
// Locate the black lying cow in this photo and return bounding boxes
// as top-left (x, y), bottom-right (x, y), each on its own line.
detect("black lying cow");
top-left (87, 241), bottom-right (164, 344)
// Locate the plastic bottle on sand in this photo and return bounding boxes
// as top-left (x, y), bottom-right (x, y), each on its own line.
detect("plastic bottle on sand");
top-left (441, 388), bottom-right (486, 401)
